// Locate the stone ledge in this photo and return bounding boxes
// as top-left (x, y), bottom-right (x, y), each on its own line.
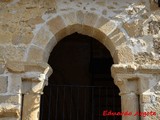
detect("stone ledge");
top-left (6, 61), bottom-right (53, 77)
top-left (0, 95), bottom-right (21, 105)
top-left (0, 103), bottom-right (20, 118)
top-left (111, 64), bottom-right (160, 75)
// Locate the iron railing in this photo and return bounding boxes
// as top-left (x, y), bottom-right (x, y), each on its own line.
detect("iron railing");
top-left (40, 84), bottom-right (121, 120)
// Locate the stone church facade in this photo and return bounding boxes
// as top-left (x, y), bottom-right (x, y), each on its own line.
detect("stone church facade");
top-left (0, 0), bottom-right (160, 120)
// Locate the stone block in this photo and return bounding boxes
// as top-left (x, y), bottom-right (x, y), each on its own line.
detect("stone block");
top-left (33, 25), bottom-right (54, 49)
top-left (0, 117), bottom-right (18, 120)
top-left (95, 16), bottom-right (109, 28)
top-left (27, 45), bottom-right (45, 62)
top-left (84, 12), bottom-right (98, 26)
top-left (62, 12), bottom-right (77, 26)
top-left (0, 64), bottom-right (5, 74)
top-left (22, 79), bottom-right (32, 94)
top-left (47, 16), bottom-right (66, 34)
top-left (44, 36), bottom-right (57, 54)
top-left (141, 95), bottom-right (151, 103)
top-left (110, 32), bottom-right (126, 47)
top-left (6, 61), bottom-right (25, 73)
top-left (0, 104), bottom-right (20, 118)
top-left (27, 16), bottom-right (44, 29)
top-left (55, 27), bottom-right (69, 41)
top-left (99, 20), bottom-right (117, 37)
top-left (150, 0), bottom-right (159, 11)
top-left (4, 45), bottom-right (26, 61)
top-left (8, 75), bottom-right (21, 94)
top-left (0, 95), bottom-right (20, 105)
top-left (76, 10), bottom-right (84, 25)
top-left (12, 31), bottom-right (33, 45)
top-left (113, 45), bottom-right (134, 63)
top-left (123, 20), bottom-right (143, 37)
top-left (0, 76), bottom-right (8, 93)
top-left (0, 32), bottom-right (12, 44)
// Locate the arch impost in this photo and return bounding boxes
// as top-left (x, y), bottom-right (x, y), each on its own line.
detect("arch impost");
top-left (6, 60), bottom-right (53, 94)
top-left (6, 60), bottom-right (53, 76)
top-left (111, 63), bottom-right (160, 77)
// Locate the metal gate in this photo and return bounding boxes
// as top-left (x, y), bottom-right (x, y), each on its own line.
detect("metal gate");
top-left (40, 84), bottom-right (121, 120)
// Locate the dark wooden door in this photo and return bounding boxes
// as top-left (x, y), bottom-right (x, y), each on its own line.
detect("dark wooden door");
top-left (40, 33), bottom-right (121, 120)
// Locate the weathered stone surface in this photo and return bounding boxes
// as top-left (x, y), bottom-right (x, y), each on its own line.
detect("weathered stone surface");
top-left (62, 12), bottom-right (77, 26)
top-left (22, 95), bottom-right (40, 120)
top-left (99, 20), bottom-right (117, 37)
top-left (3, 45), bottom-right (26, 61)
top-left (27, 16), bottom-right (44, 29)
top-left (110, 32), bottom-right (126, 47)
top-left (6, 61), bottom-right (25, 73)
top-left (84, 12), bottom-right (98, 26)
top-left (95, 16), bottom-right (109, 28)
top-left (135, 52), bottom-right (160, 65)
top-left (27, 45), bottom-right (45, 62)
top-left (0, 76), bottom-right (8, 93)
top-left (76, 10), bottom-right (84, 25)
top-left (0, 32), bottom-right (12, 44)
top-left (153, 38), bottom-right (160, 54)
top-left (0, 95), bottom-right (20, 105)
top-left (0, 117), bottom-right (18, 120)
top-left (150, 0), bottom-right (159, 11)
top-left (47, 16), bottom-right (66, 34)
top-left (0, 64), bottom-right (5, 74)
top-left (0, 104), bottom-right (20, 118)
top-left (0, 1), bottom-right (159, 120)
top-left (123, 20), bottom-right (143, 37)
top-left (8, 74), bottom-right (21, 94)
top-left (33, 25), bottom-right (54, 49)
top-left (113, 45), bottom-right (134, 63)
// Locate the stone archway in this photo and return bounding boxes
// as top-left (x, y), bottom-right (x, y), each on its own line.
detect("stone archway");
top-left (22, 11), bottom-right (138, 120)
top-left (40, 32), bottom-right (122, 120)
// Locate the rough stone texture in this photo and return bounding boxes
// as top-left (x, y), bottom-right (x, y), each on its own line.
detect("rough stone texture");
top-left (113, 45), bottom-right (134, 64)
top-left (27, 45), bottom-right (46, 62)
top-left (0, 104), bottom-right (20, 118)
top-left (0, 95), bottom-right (20, 105)
top-left (0, 76), bottom-right (8, 93)
top-left (153, 38), bottom-right (160, 54)
top-left (22, 95), bottom-right (40, 120)
top-left (47, 16), bottom-right (66, 35)
top-left (135, 52), bottom-right (160, 65)
top-left (0, 0), bottom-right (160, 120)
top-left (123, 20), bottom-right (143, 37)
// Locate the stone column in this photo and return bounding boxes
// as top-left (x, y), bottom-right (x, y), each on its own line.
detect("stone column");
top-left (113, 73), bottom-right (140, 120)
top-left (22, 94), bottom-right (41, 120)
top-left (121, 92), bottom-right (139, 120)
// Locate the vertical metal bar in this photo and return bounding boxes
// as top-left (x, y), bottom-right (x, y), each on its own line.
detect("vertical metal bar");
top-left (113, 86), bottom-right (115, 120)
top-left (84, 87), bottom-right (87, 120)
top-left (20, 94), bottom-right (24, 120)
top-left (138, 95), bottom-right (141, 120)
top-left (48, 87), bottom-right (52, 120)
top-left (55, 86), bottom-right (59, 120)
top-left (106, 87), bottom-right (108, 120)
top-left (98, 87), bottom-right (101, 120)
top-left (63, 86), bottom-right (65, 120)
top-left (40, 95), bottom-right (44, 120)
top-left (70, 87), bottom-right (72, 120)
top-left (77, 87), bottom-right (79, 120)
top-left (92, 87), bottom-right (94, 120)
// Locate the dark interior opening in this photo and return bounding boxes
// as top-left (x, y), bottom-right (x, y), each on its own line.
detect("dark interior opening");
top-left (40, 33), bottom-right (121, 120)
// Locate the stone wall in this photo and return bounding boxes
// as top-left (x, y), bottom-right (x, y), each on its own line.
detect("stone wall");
top-left (0, 0), bottom-right (159, 120)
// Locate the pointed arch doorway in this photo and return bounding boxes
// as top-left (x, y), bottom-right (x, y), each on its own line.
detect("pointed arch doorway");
top-left (40, 33), bottom-right (121, 120)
